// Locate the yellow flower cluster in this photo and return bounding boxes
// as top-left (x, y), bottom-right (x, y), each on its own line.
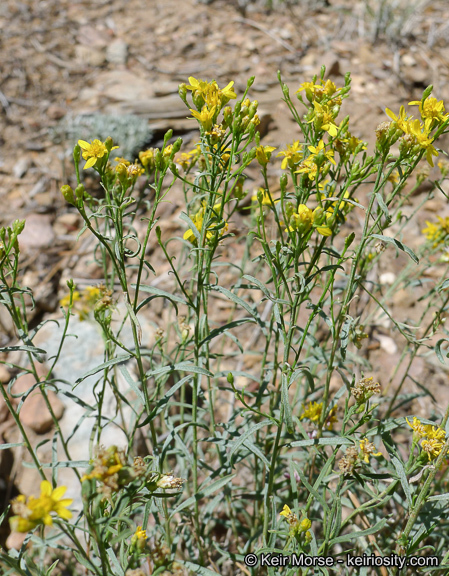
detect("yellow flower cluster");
top-left (422, 216), bottom-right (449, 248)
top-left (186, 76), bottom-right (236, 133)
top-left (130, 526), bottom-right (147, 553)
top-left (297, 79), bottom-right (344, 139)
top-left (338, 440), bottom-right (381, 475)
top-left (385, 95), bottom-right (448, 166)
top-left (407, 417), bottom-right (446, 461)
top-left (183, 202), bottom-right (228, 246)
top-left (285, 204), bottom-right (332, 237)
top-left (295, 140), bottom-right (336, 181)
top-left (277, 140), bottom-right (303, 170)
top-left (10, 481), bottom-right (72, 533)
top-left (115, 157), bottom-right (144, 181)
top-left (280, 505), bottom-right (312, 542)
top-left (300, 401), bottom-right (337, 430)
top-left (60, 284), bottom-right (113, 321)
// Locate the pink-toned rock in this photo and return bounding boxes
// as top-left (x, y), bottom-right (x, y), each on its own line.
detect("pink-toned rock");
top-left (18, 214), bottom-right (55, 251)
top-left (6, 531), bottom-right (27, 550)
top-left (12, 364), bottom-right (65, 434)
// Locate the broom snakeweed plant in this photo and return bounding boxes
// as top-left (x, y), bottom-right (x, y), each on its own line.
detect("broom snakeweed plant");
top-left (2, 67), bottom-right (449, 575)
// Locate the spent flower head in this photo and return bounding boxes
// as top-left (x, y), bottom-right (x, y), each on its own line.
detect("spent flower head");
top-left (351, 376), bottom-right (381, 405)
top-left (359, 438), bottom-right (382, 464)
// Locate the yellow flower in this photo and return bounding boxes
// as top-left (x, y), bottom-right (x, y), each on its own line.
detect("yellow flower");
top-left (409, 97), bottom-right (449, 125)
top-left (311, 101), bottom-right (339, 137)
top-left (300, 518), bottom-right (312, 532)
top-left (134, 526), bottom-right (147, 541)
top-left (325, 405), bottom-right (338, 430)
top-left (81, 445), bottom-right (125, 484)
top-left (295, 158), bottom-right (318, 180)
top-left (83, 286), bottom-right (101, 304)
top-left (422, 217), bottom-right (449, 247)
top-left (277, 141), bottom-right (303, 169)
top-left (9, 481), bottom-right (72, 533)
top-left (251, 188), bottom-right (277, 207)
top-left (286, 204), bottom-right (314, 235)
top-left (130, 525), bottom-right (147, 552)
top-left (176, 151), bottom-right (194, 170)
top-left (421, 438), bottom-right (444, 461)
top-left (424, 424), bottom-right (446, 442)
top-left (183, 203), bottom-right (228, 246)
top-left (60, 290), bottom-right (80, 308)
top-left (186, 77), bottom-right (236, 109)
top-left (385, 106), bottom-right (411, 133)
top-left (114, 157), bottom-right (130, 166)
top-left (313, 207), bottom-right (332, 237)
top-left (307, 140), bottom-right (336, 166)
top-left (359, 439), bottom-right (382, 464)
top-left (280, 504), bottom-right (292, 518)
top-left (300, 401), bottom-right (323, 422)
top-left (296, 79), bottom-right (341, 103)
top-left (78, 139), bottom-right (118, 170)
top-left (219, 80), bottom-right (237, 102)
top-left (255, 145), bottom-right (277, 167)
top-left (406, 417), bottom-right (427, 438)
top-left (139, 148), bottom-right (156, 170)
top-left (190, 106), bottom-right (216, 132)
top-left (296, 81), bottom-right (322, 102)
top-left (406, 118), bottom-right (439, 166)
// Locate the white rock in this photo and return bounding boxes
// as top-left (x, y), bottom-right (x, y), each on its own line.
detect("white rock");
top-left (379, 272), bottom-right (396, 285)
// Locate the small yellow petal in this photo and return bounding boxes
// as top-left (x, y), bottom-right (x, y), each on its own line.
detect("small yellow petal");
top-left (84, 157), bottom-right (97, 169)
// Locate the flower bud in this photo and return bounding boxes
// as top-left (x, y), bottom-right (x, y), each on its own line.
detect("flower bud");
top-left (73, 143), bottom-right (81, 165)
top-left (75, 184), bottom-right (85, 201)
top-left (172, 137), bottom-right (183, 155)
top-left (163, 129), bottom-right (173, 147)
top-left (178, 83), bottom-right (188, 104)
top-left (105, 137), bottom-right (115, 153)
top-left (13, 220), bottom-right (25, 235)
top-left (61, 185), bottom-right (75, 205)
top-left (248, 101), bottom-right (258, 119)
top-left (280, 173), bottom-right (288, 194)
top-left (223, 106), bottom-right (233, 128)
top-left (300, 518), bottom-right (312, 532)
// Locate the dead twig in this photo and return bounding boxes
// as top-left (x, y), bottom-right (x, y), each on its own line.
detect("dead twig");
top-left (234, 17), bottom-right (298, 54)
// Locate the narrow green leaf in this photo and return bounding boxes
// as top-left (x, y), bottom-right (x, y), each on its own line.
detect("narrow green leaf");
top-left (281, 375), bottom-right (293, 434)
top-left (211, 285), bottom-right (264, 327)
top-left (329, 517), bottom-right (387, 545)
top-left (132, 284), bottom-right (187, 304)
top-left (146, 362), bottom-right (212, 378)
top-left (391, 456), bottom-right (412, 507)
top-left (179, 212), bottom-right (201, 243)
top-left (370, 233), bottom-right (419, 264)
top-left (170, 474), bottom-right (236, 517)
top-left (291, 437), bottom-right (354, 447)
top-left (229, 420), bottom-right (272, 460)
top-left (74, 354), bottom-right (132, 385)
top-left (181, 562), bottom-right (221, 576)
top-left (375, 192), bottom-right (391, 223)
top-left (123, 300), bottom-right (142, 346)
top-left (199, 317), bottom-right (256, 347)
top-left (435, 338), bottom-right (449, 364)
top-left (119, 364), bottom-right (145, 404)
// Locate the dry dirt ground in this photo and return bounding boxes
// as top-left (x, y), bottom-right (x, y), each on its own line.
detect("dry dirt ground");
top-left (1, 0), bottom-right (449, 552)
